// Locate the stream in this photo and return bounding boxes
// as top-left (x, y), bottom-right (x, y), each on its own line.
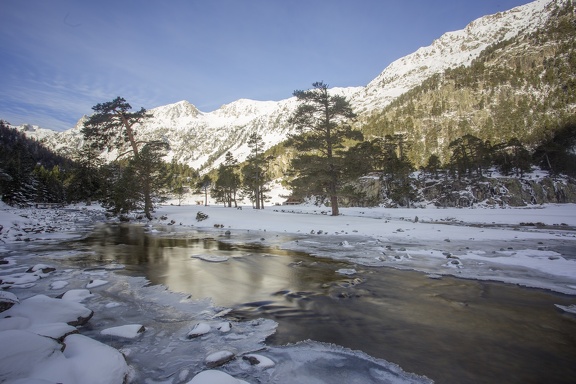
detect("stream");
top-left (76, 224), bottom-right (576, 384)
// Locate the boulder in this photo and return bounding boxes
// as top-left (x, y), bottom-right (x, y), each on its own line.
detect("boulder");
top-left (0, 330), bottom-right (64, 382)
top-left (2, 294), bottom-right (93, 326)
top-left (0, 291), bottom-right (19, 312)
top-left (100, 324), bottom-right (145, 339)
top-left (187, 370), bottom-right (249, 384)
top-left (187, 322), bottom-right (211, 339)
top-left (205, 350), bottom-right (235, 368)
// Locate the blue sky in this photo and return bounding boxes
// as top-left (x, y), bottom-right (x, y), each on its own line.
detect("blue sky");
top-left (1, 0), bottom-right (532, 131)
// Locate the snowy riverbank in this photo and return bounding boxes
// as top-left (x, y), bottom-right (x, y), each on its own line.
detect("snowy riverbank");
top-left (155, 202), bottom-right (576, 295)
top-left (1, 202), bottom-right (576, 383)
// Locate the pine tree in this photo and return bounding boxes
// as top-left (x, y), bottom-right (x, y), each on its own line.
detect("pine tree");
top-left (66, 144), bottom-right (103, 204)
top-left (423, 154), bottom-right (442, 179)
top-left (242, 134), bottom-right (271, 209)
top-left (0, 120), bottom-right (72, 206)
top-left (533, 123), bottom-right (576, 176)
top-left (213, 152), bottom-right (241, 207)
top-left (82, 97), bottom-right (168, 219)
top-left (492, 138), bottom-right (532, 176)
top-left (448, 134), bottom-right (490, 178)
top-left (374, 136), bottom-right (415, 207)
top-left (197, 174), bottom-right (212, 206)
top-left (99, 161), bottom-right (141, 216)
top-left (82, 97), bottom-right (149, 156)
top-left (288, 82), bottom-right (361, 216)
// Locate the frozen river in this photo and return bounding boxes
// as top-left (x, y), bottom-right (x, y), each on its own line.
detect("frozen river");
top-left (76, 224), bottom-right (576, 383)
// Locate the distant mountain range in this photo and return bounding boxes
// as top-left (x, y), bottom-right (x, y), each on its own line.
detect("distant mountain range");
top-left (11, 0), bottom-right (574, 171)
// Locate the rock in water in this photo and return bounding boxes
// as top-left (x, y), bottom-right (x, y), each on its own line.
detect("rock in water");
top-left (0, 330), bottom-right (64, 379)
top-left (186, 322), bottom-right (211, 339)
top-left (0, 291), bottom-right (19, 312)
top-left (205, 350), bottom-right (235, 368)
top-left (2, 294), bottom-right (93, 326)
top-left (187, 369), bottom-right (249, 384)
top-left (242, 354), bottom-right (275, 368)
top-left (101, 324), bottom-right (146, 339)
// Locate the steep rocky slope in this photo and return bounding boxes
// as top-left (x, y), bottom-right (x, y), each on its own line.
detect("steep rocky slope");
top-left (362, 0), bottom-right (576, 167)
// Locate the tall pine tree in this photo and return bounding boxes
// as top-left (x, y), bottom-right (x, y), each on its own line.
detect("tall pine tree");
top-left (82, 97), bottom-right (168, 219)
top-left (242, 133), bottom-right (271, 209)
top-left (288, 82), bottom-right (361, 216)
top-left (213, 152), bottom-right (241, 207)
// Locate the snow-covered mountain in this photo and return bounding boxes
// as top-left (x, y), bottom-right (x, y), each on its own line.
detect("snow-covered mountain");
top-left (352, 0), bottom-right (553, 114)
top-left (11, 0), bottom-right (563, 171)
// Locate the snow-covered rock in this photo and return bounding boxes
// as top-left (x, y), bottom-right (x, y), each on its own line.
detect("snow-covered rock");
top-left (0, 316), bottom-right (31, 332)
top-left (2, 295), bottom-right (93, 326)
top-left (0, 330), bottom-right (64, 382)
top-left (100, 324), bottom-right (145, 339)
top-left (60, 289), bottom-right (93, 302)
top-left (205, 350), bottom-right (235, 368)
top-left (86, 279), bottom-right (108, 288)
top-left (242, 354), bottom-right (275, 369)
top-left (54, 333), bottom-right (129, 384)
top-left (26, 264), bottom-right (55, 274)
top-left (27, 322), bottom-right (79, 341)
top-left (0, 291), bottom-right (19, 312)
top-left (187, 369), bottom-right (249, 384)
top-left (0, 291), bottom-right (129, 384)
top-left (187, 322), bottom-right (211, 339)
top-left (50, 280), bottom-right (69, 290)
top-left (216, 321), bottom-right (232, 333)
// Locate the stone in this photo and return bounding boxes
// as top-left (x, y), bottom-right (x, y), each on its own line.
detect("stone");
top-left (2, 294), bottom-right (94, 326)
top-left (187, 322), bottom-right (211, 339)
top-left (26, 264), bottom-right (56, 274)
top-left (0, 291), bottom-right (19, 312)
top-left (205, 350), bottom-right (235, 368)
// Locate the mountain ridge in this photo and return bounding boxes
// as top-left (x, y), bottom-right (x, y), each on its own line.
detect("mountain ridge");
top-left (8, 0), bottom-right (566, 172)
top-left (351, 0), bottom-right (553, 114)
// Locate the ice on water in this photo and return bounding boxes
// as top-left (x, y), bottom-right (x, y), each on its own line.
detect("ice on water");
top-left (2, 202), bottom-right (576, 383)
top-left (0, 245), bottom-right (432, 383)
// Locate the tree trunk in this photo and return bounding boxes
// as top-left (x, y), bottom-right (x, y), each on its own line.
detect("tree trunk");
top-left (330, 193), bottom-right (339, 216)
top-left (119, 113), bottom-right (139, 158)
top-left (329, 173), bottom-right (339, 216)
top-left (143, 176), bottom-right (153, 220)
top-left (254, 185), bottom-right (260, 209)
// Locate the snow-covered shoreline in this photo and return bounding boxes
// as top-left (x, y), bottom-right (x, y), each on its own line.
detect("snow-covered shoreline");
top-left (1, 202), bottom-right (576, 383)
top-left (154, 202), bottom-right (576, 295)
top-left (4, 201), bottom-right (575, 294)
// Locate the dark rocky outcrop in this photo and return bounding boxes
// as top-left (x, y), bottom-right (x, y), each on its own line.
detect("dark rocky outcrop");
top-left (420, 176), bottom-right (576, 208)
top-left (347, 174), bottom-right (576, 208)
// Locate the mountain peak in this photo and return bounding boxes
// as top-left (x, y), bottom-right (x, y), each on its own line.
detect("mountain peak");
top-left (214, 98), bottom-right (278, 115)
top-left (352, 0), bottom-right (559, 113)
top-left (146, 100), bottom-right (202, 130)
top-left (150, 100), bottom-right (200, 117)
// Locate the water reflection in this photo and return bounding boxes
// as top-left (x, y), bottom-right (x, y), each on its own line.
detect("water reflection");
top-left (80, 224), bottom-right (576, 384)
top-left (82, 224), bottom-right (339, 306)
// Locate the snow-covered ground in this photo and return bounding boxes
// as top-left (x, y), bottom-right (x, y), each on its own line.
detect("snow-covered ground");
top-left (1, 200), bottom-right (576, 383)
top-left (155, 201), bottom-right (576, 294)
